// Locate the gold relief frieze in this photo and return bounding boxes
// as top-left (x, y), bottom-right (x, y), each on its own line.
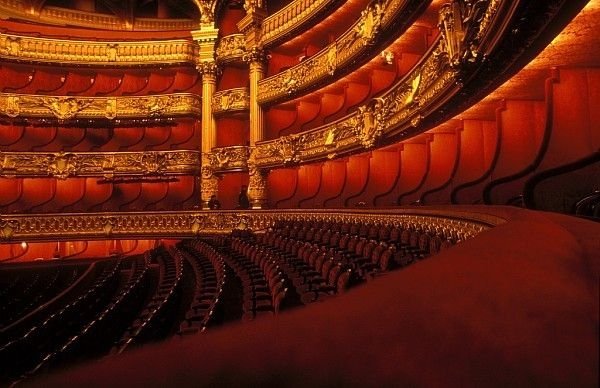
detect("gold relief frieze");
top-left (0, 1), bottom-right (196, 31)
top-left (0, 33), bottom-right (197, 66)
top-left (209, 146), bottom-right (250, 173)
top-left (215, 34), bottom-right (247, 64)
top-left (0, 150), bottom-right (201, 179)
top-left (0, 93), bottom-right (201, 120)
top-left (212, 88), bottom-right (250, 115)
top-left (258, 0), bottom-right (416, 105)
top-left (0, 208), bottom-right (501, 242)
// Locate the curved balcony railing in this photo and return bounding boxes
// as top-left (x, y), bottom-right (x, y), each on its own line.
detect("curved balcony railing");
top-left (0, 33), bottom-right (197, 66)
top-left (0, 150), bottom-right (201, 179)
top-left (215, 34), bottom-right (246, 65)
top-left (212, 88), bottom-right (250, 115)
top-left (253, 0), bottom-right (520, 168)
top-left (260, 0), bottom-right (345, 47)
top-left (0, 93), bottom-right (201, 121)
top-left (0, 207), bottom-right (501, 242)
top-left (0, 1), bottom-right (196, 31)
top-left (258, 0), bottom-right (428, 105)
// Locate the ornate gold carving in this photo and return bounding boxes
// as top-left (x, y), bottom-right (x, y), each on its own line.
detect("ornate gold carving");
top-left (0, 209), bottom-right (501, 242)
top-left (0, 93), bottom-right (201, 120)
top-left (0, 1), bottom-right (196, 31)
top-left (438, 0), bottom-right (492, 67)
top-left (242, 46), bottom-right (268, 64)
top-left (212, 88), bottom-right (250, 115)
top-left (258, 0), bottom-right (415, 105)
top-left (196, 61), bottom-right (220, 77)
top-left (0, 151), bottom-right (200, 179)
top-left (209, 146), bottom-right (250, 173)
top-left (244, 0), bottom-right (266, 14)
top-left (0, 33), bottom-right (197, 66)
top-left (215, 34), bottom-right (247, 64)
top-left (260, 0), bottom-right (342, 47)
top-left (354, 1), bottom-right (386, 45)
top-left (193, 0), bottom-right (218, 24)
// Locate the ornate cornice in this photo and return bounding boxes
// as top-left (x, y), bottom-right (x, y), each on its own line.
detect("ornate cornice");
top-left (0, 150), bottom-right (200, 179)
top-left (0, 33), bottom-right (197, 66)
top-left (0, 93), bottom-right (201, 121)
top-left (0, 1), bottom-right (196, 31)
top-left (0, 208), bottom-right (501, 242)
top-left (258, 0), bottom-right (426, 105)
top-left (212, 88), bottom-right (250, 115)
top-left (254, 0), bottom-right (504, 168)
top-left (215, 34), bottom-right (247, 65)
top-left (209, 146), bottom-right (250, 173)
top-left (260, 0), bottom-right (344, 47)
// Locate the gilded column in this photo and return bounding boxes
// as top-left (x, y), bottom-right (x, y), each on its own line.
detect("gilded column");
top-left (239, 1), bottom-right (269, 209)
top-left (192, 26), bottom-right (220, 209)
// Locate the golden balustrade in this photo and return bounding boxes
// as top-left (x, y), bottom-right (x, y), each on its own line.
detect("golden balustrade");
top-left (0, 208), bottom-right (502, 242)
top-left (0, 33), bottom-right (197, 66)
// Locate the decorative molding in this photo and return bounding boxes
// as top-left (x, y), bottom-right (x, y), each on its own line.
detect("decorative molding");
top-left (215, 34), bottom-right (247, 64)
top-left (260, 0), bottom-right (344, 47)
top-left (212, 88), bottom-right (250, 115)
top-left (0, 150), bottom-right (201, 179)
top-left (209, 146), bottom-right (250, 173)
top-left (0, 93), bottom-right (201, 121)
top-left (0, 33), bottom-right (196, 66)
top-left (254, 0), bottom-right (503, 168)
top-left (0, 1), bottom-right (196, 31)
top-left (258, 0), bottom-right (424, 105)
top-left (0, 208), bottom-right (502, 242)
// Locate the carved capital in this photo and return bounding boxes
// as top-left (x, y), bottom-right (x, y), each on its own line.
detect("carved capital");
top-left (196, 60), bottom-right (220, 77)
top-left (242, 46), bottom-right (268, 65)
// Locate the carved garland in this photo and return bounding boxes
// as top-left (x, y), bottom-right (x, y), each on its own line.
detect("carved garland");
top-left (0, 93), bottom-right (201, 120)
top-left (215, 34), bottom-right (247, 65)
top-left (0, 151), bottom-right (201, 179)
top-left (209, 146), bottom-right (250, 173)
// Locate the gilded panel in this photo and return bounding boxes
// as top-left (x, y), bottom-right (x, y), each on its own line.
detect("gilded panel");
top-left (209, 146), bottom-right (250, 173)
top-left (215, 34), bottom-right (247, 65)
top-left (212, 88), bottom-right (250, 115)
top-left (0, 150), bottom-right (201, 179)
top-left (0, 93), bottom-right (201, 120)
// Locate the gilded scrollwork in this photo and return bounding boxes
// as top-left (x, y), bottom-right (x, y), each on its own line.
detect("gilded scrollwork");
top-left (0, 93), bottom-right (201, 120)
top-left (215, 34), bottom-right (247, 64)
top-left (354, 1), bottom-right (386, 45)
top-left (212, 88), bottom-right (250, 115)
top-left (0, 151), bottom-right (201, 179)
top-left (0, 208), bottom-right (500, 242)
top-left (0, 33), bottom-right (197, 66)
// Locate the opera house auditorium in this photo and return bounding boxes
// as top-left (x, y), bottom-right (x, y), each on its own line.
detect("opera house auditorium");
top-left (0, 0), bottom-right (598, 385)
